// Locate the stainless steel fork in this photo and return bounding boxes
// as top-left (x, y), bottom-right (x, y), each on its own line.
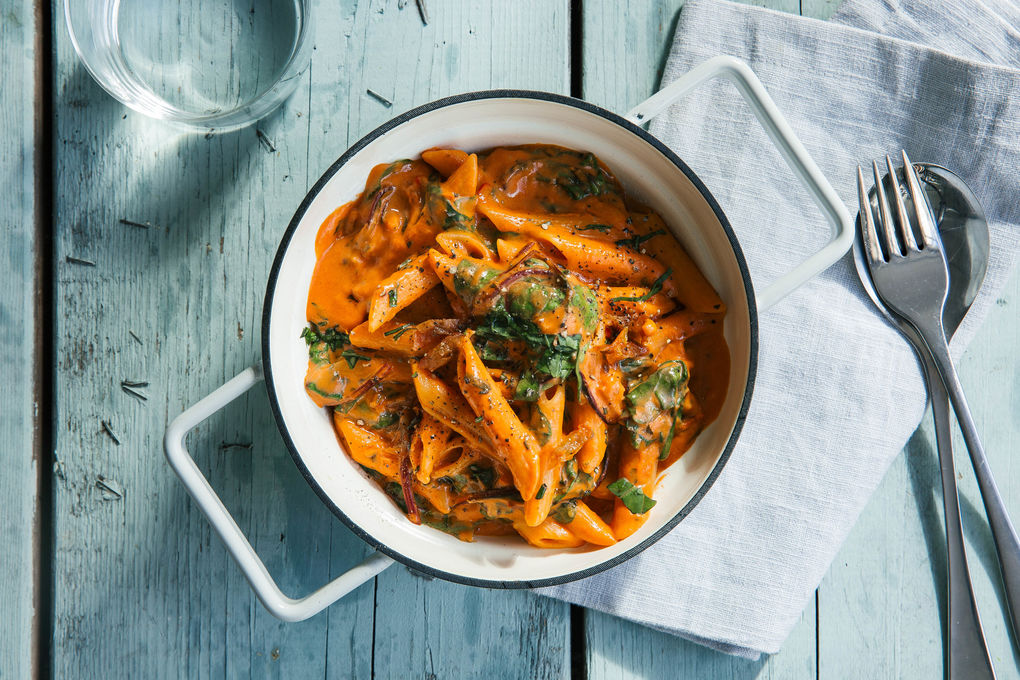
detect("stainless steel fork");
top-left (858, 151), bottom-right (1004, 678)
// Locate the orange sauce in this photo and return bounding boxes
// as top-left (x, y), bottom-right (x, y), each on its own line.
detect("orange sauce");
top-left (302, 144), bottom-right (730, 547)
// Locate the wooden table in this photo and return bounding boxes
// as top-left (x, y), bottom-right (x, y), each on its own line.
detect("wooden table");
top-left (4, 1), bottom-right (1019, 677)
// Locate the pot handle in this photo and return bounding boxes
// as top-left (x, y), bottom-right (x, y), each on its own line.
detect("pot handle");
top-left (163, 362), bottom-right (394, 622)
top-left (625, 55), bottom-right (853, 311)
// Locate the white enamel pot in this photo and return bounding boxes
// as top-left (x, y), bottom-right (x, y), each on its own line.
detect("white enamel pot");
top-left (165, 56), bottom-right (853, 622)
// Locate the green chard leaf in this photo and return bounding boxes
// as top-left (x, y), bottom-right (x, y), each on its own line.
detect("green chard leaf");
top-left (569, 283), bottom-right (599, 332)
top-left (372, 412), bottom-right (400, 429)
top-left (607, 478), bottom-right (657, 515)
top-left (624, 359), bottom-right (689, 448)
top-left (514, 371), bottom-right (542, 402)
top-left (301, 325), bottom-right (350, 364)
top-left (453, 258), bottom-right (500, 302)
top-left (468, 463), bottom-right (497, 489)
top-left (551, 500), bottom-right (578, 524)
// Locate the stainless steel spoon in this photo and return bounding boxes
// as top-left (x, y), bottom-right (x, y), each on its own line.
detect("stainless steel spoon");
top-left (853, 163), bottom-right (995, 678)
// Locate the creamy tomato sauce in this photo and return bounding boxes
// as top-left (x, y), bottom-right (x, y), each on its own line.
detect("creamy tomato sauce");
top-left (302, 144), bottom-right (730, 547)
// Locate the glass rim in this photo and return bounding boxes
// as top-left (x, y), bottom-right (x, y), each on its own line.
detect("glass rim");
top-left (64, 0), bottom-right (312, 132)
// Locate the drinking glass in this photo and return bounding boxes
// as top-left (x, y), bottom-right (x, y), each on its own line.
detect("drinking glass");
top-left (65, 0), bottom-right (312, 132)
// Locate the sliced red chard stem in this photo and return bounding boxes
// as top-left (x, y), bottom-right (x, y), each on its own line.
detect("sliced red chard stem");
top-left (338, 365), bottom-right (393, 411)
top-left (400, 457), bottom-right (421, 524)
top-left (580, 371), bottom-right (613, 425)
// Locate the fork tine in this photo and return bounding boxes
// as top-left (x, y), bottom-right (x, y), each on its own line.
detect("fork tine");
top-left (886, 154), bottom-right (919, 252)
top-left (901, 150), bottom-right (939, 249)
top-left (872, 160), bottom-right (899, 258)
top-left (857, 166), bottom-right (884, 262)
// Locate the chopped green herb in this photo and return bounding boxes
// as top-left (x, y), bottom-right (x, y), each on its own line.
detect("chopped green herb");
top-left (304, 382), bottom-right (345, 400)
top-left (574, 339), bottom-right (588, 401)
top-left (615, 229), bottom-right (665, 250)
top-left (341, 349), bottom-right (372, 369)
top-left (300, 325), bottom-right (349, 350)
top-left (554, 165), bottom-right (612, 201)
top-left (388, 289), bottom-right (398, 307)
top-left (475, 297), bottom-right (582, 387)
top-left (607, 478), bottom-right (657, 514)
top-left (610, 268), bottom-right (672, 303)
top-left (383, 324), bottom-right (414, 341)
top-left (576, 223), bottom-right (612, 232)
top-left (536, 483), bottom-right (547, 500)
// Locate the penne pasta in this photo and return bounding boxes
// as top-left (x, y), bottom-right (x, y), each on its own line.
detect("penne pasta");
top-left (301, 143), bottom-right (730, 548)
top-left (415, 413), bottom-right (452, 484)
top-left (367, 254), bottom-right (440, 331)
top-left (515, 518), bottom-right (586, 549)
top-left (566, 501), bottom-right (617, 546)
top-left (572, 401), bottom-right (607, 474)
top-left (422, 148), bottom-right (469, 178)
top-left (456, 334), bottom-right (542, 500)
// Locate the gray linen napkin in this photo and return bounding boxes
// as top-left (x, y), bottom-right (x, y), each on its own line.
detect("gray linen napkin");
top-left (541, 0), bottom-right (1020, 658)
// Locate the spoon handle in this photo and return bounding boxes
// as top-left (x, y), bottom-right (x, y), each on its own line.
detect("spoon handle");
top-left (924, 326), bottom-right (1020, 649)
top-left (923, 349), bottom-right (995, 678)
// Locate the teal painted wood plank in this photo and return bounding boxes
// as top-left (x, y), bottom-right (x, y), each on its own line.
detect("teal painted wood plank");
top-left (800, 0), bottom-right (842, 20)
top-left (50, 2), bottom-right (370, 678)
top-left (953, 270), bottom-right (1020, 676)
top-left (51, 4), bottom-right (365, 673)
top-left (734, 0), bottom-right (800, 14)
top-left (374, 571), bottom-right (572, 679)
top-left (578, 0), bottom-right (686, 116)
top-left (50, 0), bottom-right (571, 678)
top-left (586, 607), bottom-right (816, 679)
top-left (820, 266), bottom-right (1020, 680)
top-left (581, 1), bottom-right (818, 677)
top-left (0, 2), bottom-right (39, 678)
top-left (817, 430), bottom-right (943, 679)
top-left (360, 2), bottom-right (573, 678)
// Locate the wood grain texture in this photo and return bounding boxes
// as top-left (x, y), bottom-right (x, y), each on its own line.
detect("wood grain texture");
top-left (39, 0), bottom-right (1020, 677)
top-left (50, 1), bottom-right (569, 678)
top-left (820, 266), bottom-right (1020, 680)
top-left (586, 608), bottom-right (816, 679)
top-left (580, 1), bottom-right (820, 676)
top-left (0, 2), bottom-right (40, 679)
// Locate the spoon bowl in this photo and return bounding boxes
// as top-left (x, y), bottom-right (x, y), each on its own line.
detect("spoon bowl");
top-left (853, 162), bottom-right (989, 336)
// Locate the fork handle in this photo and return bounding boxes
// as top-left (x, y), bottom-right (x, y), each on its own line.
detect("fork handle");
top-left (923, 349), bottom-right (995, 678)
top-left (922, 323), bottom-right (1020, 649)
